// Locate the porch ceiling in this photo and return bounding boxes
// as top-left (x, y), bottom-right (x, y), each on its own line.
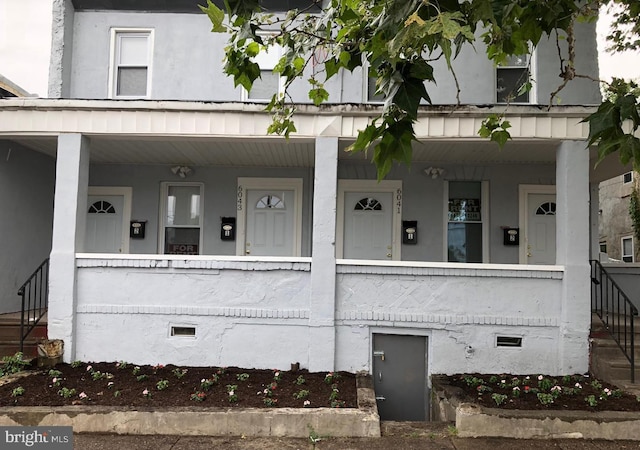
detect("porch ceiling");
top-left (0, 99), bottom-right (629, 180)
top-left (9, 135), bottom-right (561, 167)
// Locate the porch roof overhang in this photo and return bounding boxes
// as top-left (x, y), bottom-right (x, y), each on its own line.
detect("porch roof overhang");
top-left (0, 98), bottom-right (629, 182)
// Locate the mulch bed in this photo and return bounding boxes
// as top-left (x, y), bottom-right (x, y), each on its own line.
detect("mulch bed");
top-left (0, 361), bottom-right (357, 409)
top-left (443, 373), bottom-right (640, 412)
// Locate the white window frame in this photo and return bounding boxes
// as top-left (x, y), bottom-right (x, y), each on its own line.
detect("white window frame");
top-left (623, 171), bottom-right (633, 185)
top-left (622, 235), bottom-right (634, 263)
top-left (108, 28), bottom-right (154, 99)
top-left (242, 35), bottom-right (285, 102)
top-left (443, 180), bottom-right (490, 263)
top-left (158, 182), bottom-right (204, 255)
top-left (496, 49), bottom-right (536, 104)
top-left (362, 61), bottom-right (384, 104)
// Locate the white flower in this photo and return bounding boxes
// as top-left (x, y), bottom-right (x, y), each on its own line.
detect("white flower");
top-left (575, 383), bottom-right (582, 389)
top-left (52, 377), bottom-right (58, 383)
top-left (264, 388), bottom-right (269, 394)
top-left (551, 386), bottom-right (562, 392)
top-left (143, 389), bottom-right (149, 395)
top-left (274, 371), bottom-right (280, 378)
top-left (501, 379), bottom-right (506, 384)
top-left (86, 365), bottom-right (93, 372)
top-left (228, 390), bottom-right (235, 396)
top-left (525, 376), bottom-right (530, 380)
top-left (201, 378), bottom-right (206, 383)
top-left (79, 392), bottom-right (88, 399)
top-left (537, 375), bottom-right (544, 381)
top-left (512, 386), bottom-right (520, 391)
top-left (604, 388), bottom-right (611, 396)
top-left (303, 400), bottom-right (311, 406)
top-left (107, 382), bottom-right (114, 387)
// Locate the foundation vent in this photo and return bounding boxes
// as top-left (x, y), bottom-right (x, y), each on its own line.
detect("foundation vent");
top-left (171, 326), bottom-right (196, 337)
top-left (496, 336), bottom-right (522, 347)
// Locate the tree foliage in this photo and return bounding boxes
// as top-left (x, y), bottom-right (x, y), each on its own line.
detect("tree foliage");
top-left (201, 0), bottom-right (640, 179)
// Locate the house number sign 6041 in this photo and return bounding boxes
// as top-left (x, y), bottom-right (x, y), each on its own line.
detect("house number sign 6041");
top-left (237, 186), bottom-right (243, 211)
top-left (396, 188), bottom-right (402, 214)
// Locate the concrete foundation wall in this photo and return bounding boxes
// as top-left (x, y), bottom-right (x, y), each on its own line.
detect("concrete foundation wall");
top-left (74, 258), bottom-right (312, 367)
top-left (334, 264), bottom-right (566, 375)
top-left (73, 257), bottom-right (571, 376)
top-left (0, 141), bottom-right (55, 313)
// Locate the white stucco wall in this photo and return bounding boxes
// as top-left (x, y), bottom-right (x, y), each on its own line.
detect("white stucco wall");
top-left (74, 257), bottom-right (313, 367)
top-left (59, 8), bottom-right (601, 104)
top-left (334, 262), bottom-right (565, 375)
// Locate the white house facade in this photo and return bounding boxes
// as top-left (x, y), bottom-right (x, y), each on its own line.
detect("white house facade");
top-left (0, 0), bottom-right (631, 419)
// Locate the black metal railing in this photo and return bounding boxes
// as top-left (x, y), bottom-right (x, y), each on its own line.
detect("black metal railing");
top-left (18, 258), bottom-right (49, 353)
top-left (590, 259), bottom-right (638, 383)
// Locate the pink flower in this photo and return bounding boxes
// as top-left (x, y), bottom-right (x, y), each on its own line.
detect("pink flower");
top-left (142, 389), bottom-right (150, 396)
top-left (79, 392), bottom-right (88, 399)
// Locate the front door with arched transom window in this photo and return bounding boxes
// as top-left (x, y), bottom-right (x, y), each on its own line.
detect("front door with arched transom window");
top-left (526, 193), bottom-right (556, 264)
top-left (85, 187), bottom-right (132, 253)
top-left (343, 191), bottom-right (394, 260)
top-left (245, 189), bottom-right (295, 256)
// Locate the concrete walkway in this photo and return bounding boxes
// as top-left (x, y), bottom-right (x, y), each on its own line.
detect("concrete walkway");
top-left (73, 422), bottom-right (640, 450)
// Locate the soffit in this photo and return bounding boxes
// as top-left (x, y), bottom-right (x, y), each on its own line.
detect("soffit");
top-left (7, 135), bottom-right (560, 167)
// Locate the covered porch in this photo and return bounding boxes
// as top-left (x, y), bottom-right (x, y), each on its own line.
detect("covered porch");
top-left (0, 99), bottom-right (628, 373)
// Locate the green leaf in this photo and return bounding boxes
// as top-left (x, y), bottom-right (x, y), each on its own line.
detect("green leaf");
top-left (309, 87), bottom-right (329, 106)
top-left (199, 0), bottom-right (226, 33)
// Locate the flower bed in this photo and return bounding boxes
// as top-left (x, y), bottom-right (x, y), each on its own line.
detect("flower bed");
top-left (0, 360), bottom-right (357, 409)
top-left (441, 373), bottom-right (640, 411)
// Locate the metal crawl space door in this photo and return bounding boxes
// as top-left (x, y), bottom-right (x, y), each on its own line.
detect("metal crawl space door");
top-left (372, 334), bottom-right (428, 421)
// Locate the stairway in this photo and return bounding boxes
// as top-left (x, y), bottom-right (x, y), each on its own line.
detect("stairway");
top-left (590, 312), bottom-right (640, 396)
top-left (0, 312), bottom-right (47, 359)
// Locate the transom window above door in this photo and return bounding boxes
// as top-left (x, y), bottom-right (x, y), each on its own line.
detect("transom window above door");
top-left (256, 195), bottom-right (285, 209)
top-left (355, 198), bottom-right (382, 211)
top-left (88, 201), bottom-right (116, 214)
top-left (536, 202), bottom-right (556, 215)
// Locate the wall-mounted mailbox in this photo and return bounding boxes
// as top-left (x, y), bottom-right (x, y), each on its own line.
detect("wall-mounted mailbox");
top-left (220, 217), bottom-right (236, 241)
top-left (402, 220), bottom-right (418, 245)
top-left (503, 227), bottom-right (519, 246)
top-left (130, 220), bottom-right (146, 239)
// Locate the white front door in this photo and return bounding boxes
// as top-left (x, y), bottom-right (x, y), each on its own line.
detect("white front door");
top-left (343, 192), bottom-right (393, 260)
top-left (236, 178), bottom-right (303, 257)
top-left (246, 189), bottom-right (295, 256)
top-left (85, 187), bottom-right (132, 253)
top-left (526, 193), bottom-right (556, 264)
top-left (337, 180), bottom-right (402, 260)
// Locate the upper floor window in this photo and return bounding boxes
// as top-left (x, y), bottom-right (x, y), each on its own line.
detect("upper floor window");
top-left (246, 38), bottom-right (283, 101)
top-left (109, 29), bottom-right (153, 99)
top-left (366, 76), bottom-right (384, 103)
top-left (496, 53), bottom-right (534, 104)
top-left (623, 171), bottom-right (633, 184)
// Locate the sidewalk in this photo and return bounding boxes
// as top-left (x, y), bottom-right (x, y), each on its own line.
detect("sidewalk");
top-left (73, 422), bottom-right (640, 450)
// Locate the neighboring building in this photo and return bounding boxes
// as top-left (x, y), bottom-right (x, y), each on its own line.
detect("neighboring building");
top-left (0, 74), bottom-right (31, 98)
top-left (0, 0), bottom-right (630, 419)
top-left (599, 171), bottom-right (639, 263)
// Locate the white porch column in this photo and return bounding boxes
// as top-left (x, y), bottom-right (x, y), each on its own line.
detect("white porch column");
top-left (556, 140), bottom-right (590, 374)
top-left (309, 136), bottom-right (338, 371)
top-left (48, 134), bottom-right (90, 362)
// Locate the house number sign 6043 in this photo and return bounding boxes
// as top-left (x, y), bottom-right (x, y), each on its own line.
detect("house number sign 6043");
top-left (396, 188), bottom-right (402, 214)
top-left (237, 186), bottom-right (243, 211)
